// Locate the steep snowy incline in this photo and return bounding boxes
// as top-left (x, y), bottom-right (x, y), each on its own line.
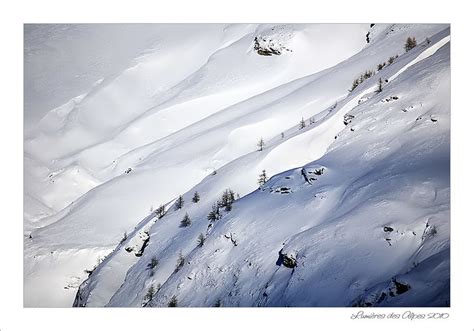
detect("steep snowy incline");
top-left (107, 38), bottom-right (449, 307)
top-left (24, 24), bottom-right (448, 307)
top-left (24, 23), bottom-right (372, 307)
top-left (31, 25), bottom-right (446, 248)
top-left (73, 27), bottom-right (450, 307)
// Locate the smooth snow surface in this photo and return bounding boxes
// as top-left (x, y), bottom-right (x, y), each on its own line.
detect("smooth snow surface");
top-left (24, 23), bottom-right (449, 307)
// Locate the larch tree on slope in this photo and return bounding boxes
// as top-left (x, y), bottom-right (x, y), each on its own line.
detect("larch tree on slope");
top-left (257, 138), bottom-right (265, 151)
top-left (258, 169), bottom-right (268, 187)
top-left (175, 195), bottom-right (184, 210)
top-left (192, 191), bottom-right (200, 203)
top-left (405, 37), bottom-right (417, 52)
top-left (299, 117), bottom-right (306, 129)
top-left (180, 213), bottom-right (191, 227)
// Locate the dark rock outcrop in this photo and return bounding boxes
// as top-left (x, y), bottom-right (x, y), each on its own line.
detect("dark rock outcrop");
top-left (276, 249), bottom-right (297, 268)
top-left (343, 114), bottom-right (354, 125)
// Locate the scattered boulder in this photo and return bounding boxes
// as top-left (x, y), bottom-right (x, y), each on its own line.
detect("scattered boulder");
top-left (253, 36), bottom-right (287, 56)
top-left (135, 232), bottom-right (150, 257)
top-left (125, 168), bottom-right (132, 174)
top-left (422, 223), bottom-right (437, 240)
top-left (343, 114), bottom-right (354, 125)
top-left (382, 96), bottom-right (399, 103)
top-left (352, 278), bottom-right (411, 307)
top-left (257, 48), bottom-right (279, 56)
top-left (389, 278), bottom-right (411, 296)
top-left (358, 96), bottom-right (370, 104)
top-left (277, 249), bottom-right (297, 269)
top-left (402, 105), bottom-right (414, 112)
top-left (313, 168), bottom-right (324, 176)
top-left (272, 187), bottom-right (291, 194)
top-left (282, 255), bottom-right (297, 268)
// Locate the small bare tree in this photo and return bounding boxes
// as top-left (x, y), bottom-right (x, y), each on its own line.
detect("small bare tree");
top-left (377, 78), bottom-right (383, 93)
top-left (175, 252), bottom-right (185, 272)
top-left (257, 138), bottom-right (265, 151)
top-left (299, 117), bottom-right (306, 129)
top-left (258, 169), bottom-right (268, 187)
top-left (175, 195), bottom-right (184, 210)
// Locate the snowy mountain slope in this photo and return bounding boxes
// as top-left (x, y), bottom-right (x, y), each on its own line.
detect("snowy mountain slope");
top-left (25, 23), bottom-right (371, 307)
top-left (73, 27), bottom-right (449, 307)
top-left (24, 23), bottom-right (449, 307)
top-left (116, 38), bottom-right (450, 308)
top-left (24, 24), bottom-right (369, 218)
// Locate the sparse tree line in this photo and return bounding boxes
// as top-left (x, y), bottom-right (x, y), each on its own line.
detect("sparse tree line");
top-left (257, 114), bottom-right (319, 154)
top-left (349, 36), bottom-right (421, 93)
top-left (349, 69), bottom-right (375, 92)
top-left (142, 250), bottom-right (185, 306)
top-left (143, 283), bottom-right (178, 307)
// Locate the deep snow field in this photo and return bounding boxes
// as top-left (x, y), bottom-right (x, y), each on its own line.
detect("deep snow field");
top-left (24, 23), bottom-right (450, 307)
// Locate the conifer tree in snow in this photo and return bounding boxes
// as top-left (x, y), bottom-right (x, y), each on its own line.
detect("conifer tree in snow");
top-left (207, 202), bottom-right (221, 222)
top-left (175, 252), bottom-right (185, 272)
top-left (388, 55), bottom-right (396, 64)
top-left (180, 213), bottom-right (191, 227)
top-left (192, 191), bottom-right (200, 203)
top-left (168, 295), bottom-right (178, 307)
top-left (377, 78), bottom-right (383, 93)
top-left (219, 189), bottom-right (236, 211)
top-left (404, 37), bottom-right (417, 52)
top-left (258, 169), bottom-right (268, 187)
top-left (148, 256), bottom-right (158, 269)
top-left (143, 285), bottom-right (155, 303)
top-left (257, 138), bottom-right (265, 151)
top-left (155, 204), bottom-right (166, 218)
top-left (363, 70), bottom-right (374, 79)
top-left (299, 117), bottom-right (306, 129)
top-left (350, 78), bottom-right (359, 92)
top-left (120, 231), bottom-right (127, 244)
top-left (197, 233), bottom-right (206, 247)
top-left (175, 195), bottom-right (184, 210)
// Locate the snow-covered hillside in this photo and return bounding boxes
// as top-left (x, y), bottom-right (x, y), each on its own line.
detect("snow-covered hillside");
top-left (24, 23), bottom-right (450, 307)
